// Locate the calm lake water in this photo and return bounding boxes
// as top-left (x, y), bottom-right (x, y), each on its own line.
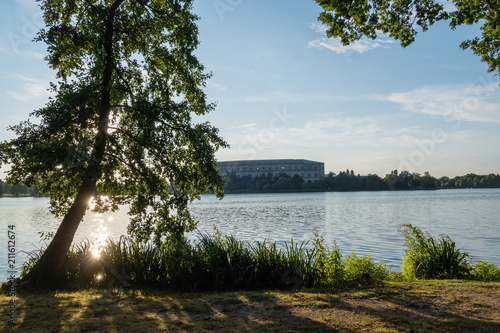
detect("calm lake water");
top-left (1, 189), bottom-right (499, 281)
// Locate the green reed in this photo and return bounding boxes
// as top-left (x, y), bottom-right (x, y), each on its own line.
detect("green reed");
top-left (19, 224), bottom-right (500, 290)
top-left (399, 224), bottom-right (472, 279)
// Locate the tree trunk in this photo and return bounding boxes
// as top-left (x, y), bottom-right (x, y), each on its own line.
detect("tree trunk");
top-left (20, 1), bottom-right (124, 289)
top-left (21, 182), bottom-right (95, 289)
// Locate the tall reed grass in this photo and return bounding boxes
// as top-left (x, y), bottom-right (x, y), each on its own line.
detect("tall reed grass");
top-left (21, 228), bottom-right (392, 290)
top-left (399, 224), bottom-right (472, 279)
top-left (20, 225), bottom-right (500, 290)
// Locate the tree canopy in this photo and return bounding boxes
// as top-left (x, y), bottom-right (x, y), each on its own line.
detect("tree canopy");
top-left (315, 0), bottom-right (500, 75)
top-left (0, 0), bottom-right (226, 287)
top-left (1, 0), bottom-right (226, 239)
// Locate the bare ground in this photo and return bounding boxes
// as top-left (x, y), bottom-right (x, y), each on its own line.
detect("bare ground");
top-left (1, 280), bottom-right (499, 332)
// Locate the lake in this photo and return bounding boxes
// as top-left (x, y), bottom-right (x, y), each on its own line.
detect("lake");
top-left (1, 188), bottom-right (499, 281)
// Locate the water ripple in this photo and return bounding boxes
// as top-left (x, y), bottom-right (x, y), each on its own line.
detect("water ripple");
top-left (1, 189), bottom-right (499, 281)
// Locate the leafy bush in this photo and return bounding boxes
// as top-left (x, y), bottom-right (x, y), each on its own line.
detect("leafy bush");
top-left (472, 260), bottom-right (500, 281)
top-left (343, 252), bottom-right (392, 281)
top-left (311, 230), bottom-right (344, 285)
top-left (399, 224), bottom-right (471, 279)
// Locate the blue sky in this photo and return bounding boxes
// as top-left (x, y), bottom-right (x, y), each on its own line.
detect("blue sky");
top-left (1, 0), bottom-right (499, 178)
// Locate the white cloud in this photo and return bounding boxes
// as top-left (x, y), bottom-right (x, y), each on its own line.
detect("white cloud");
top-left (380, 83), bottom-right (500, 124)
top-left (308, 23), bottom-right (393, 55)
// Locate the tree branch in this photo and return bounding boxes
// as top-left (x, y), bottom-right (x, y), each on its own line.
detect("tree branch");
top-left (104, 138), bottom-right (158, 189)
top-left (109, 126), bottom-right (181, 178)
top-left (111, 103), bottom-right (186, 132)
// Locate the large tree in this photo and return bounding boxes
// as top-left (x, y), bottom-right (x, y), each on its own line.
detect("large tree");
top-left (314, 0), bottom-right (500, 75)
top-left (0, 0), bottom-right (227, 288)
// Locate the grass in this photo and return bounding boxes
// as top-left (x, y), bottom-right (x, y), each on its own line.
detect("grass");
top-left (1, 280), bottom-right (499, 332)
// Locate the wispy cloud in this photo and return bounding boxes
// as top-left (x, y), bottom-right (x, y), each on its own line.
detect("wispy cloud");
top-left (228, 112), bottom-right (479, 160)
top-left (230, 123), bottom-right (257, 129)
top-left (6, 74), bottom-right (50, 102)
top-left (308, 23), bottom-right (393, 55)
top-left (208, 82), bottom-right (227, 91)
top-left (292, 116), bottom-right (385, 146)
top-left (231, 116), bottom-right (386, 154)
top-left (378, 83), bottom-right (500, 124)
top-left (0, 46), bottom-right (44, 60)
top-left (380, 128), bottom-right (473, 147)
top-left (243, 90), bottom-right (361, 103)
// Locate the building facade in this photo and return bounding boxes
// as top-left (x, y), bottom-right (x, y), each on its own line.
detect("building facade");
top-left (218, 159), bottom-right (325, 182)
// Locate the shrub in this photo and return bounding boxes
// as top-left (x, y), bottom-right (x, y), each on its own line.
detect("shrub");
top-left (311, 230), bottom-right (344, 285)
top-left (399, 224), bottom-right (471, 279)
top-left (342, 252), bottom-right (391, 281)
top-left (472, 260), bottom-right (500, 281)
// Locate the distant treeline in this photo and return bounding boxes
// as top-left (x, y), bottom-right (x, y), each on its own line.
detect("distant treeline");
top-left (223, 170), bottom-right (500, 193)
top-left (2, 171), bottom-right (500, 197)
top-left (0, 180), bottom-right (45, 197)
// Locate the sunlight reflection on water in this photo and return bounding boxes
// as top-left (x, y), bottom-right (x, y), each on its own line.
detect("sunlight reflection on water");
top-left (89, 215), bottom-right (111, 259)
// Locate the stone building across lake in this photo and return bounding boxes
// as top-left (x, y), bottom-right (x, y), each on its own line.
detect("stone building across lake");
top-left (218, 159), bottom-right (325, 182)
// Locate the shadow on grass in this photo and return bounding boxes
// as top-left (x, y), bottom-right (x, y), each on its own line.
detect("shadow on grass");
top-left (321, 280), bottom-right (500, 332)
top-left (1, 280), bottom-right (499, 332)
top-left (1, 289), bottom-right (75, 332)
top-left (2, 286), bottom-right (347, 332)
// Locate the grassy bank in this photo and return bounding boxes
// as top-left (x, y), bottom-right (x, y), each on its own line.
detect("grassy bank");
top-left (1, 280), bottom-right (500, 332)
